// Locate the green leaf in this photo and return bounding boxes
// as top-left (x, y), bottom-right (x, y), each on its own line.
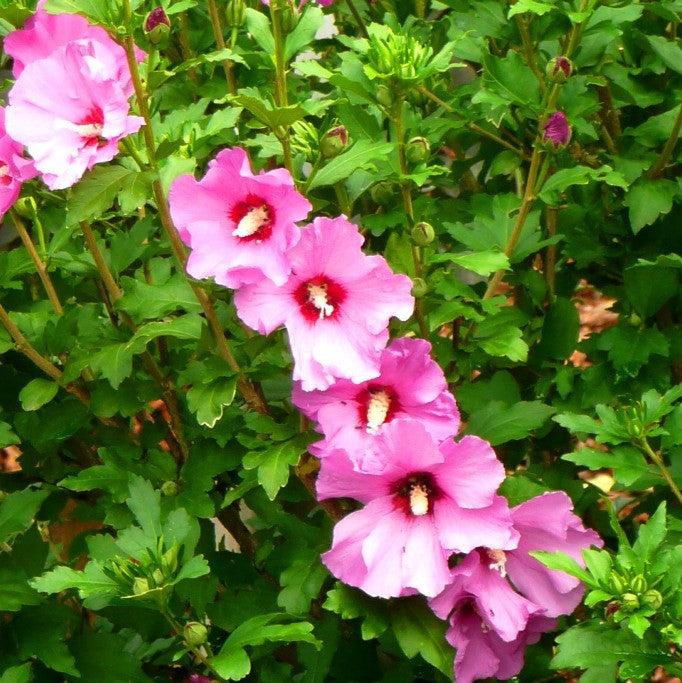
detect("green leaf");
top-left (30, 563), bottom-right (119, 599)
top-left (309, 141), bottom-right (394, 189)
top-left (235, 92), bottom-right (307, 129)
top-left (285, 5), bottom-right (324, 60)
top-left (66, 165), bottom-right (136, 225)
top-left (508, 0), bottom-right (554, 17)
top-left (530, 550), bottom-right (593, 585)
top-left (126, 475), bottom-right (162, 538)
top-left (118, 274), bottom-right (201, 321)
top-left (581, 548), bottom-right (612, 583)
top-left (69, 632), bottom-right (152, 682)
top-left (18, 378), bottom-right (59, 411)
top-left (244, 8), bottom-right (274, 54)
top-left (323, 582), bottom-right (389, 640)
top-left (624, 178), bottom-right (677, 234)
top-left (187, 378), bottom-right (237, 428)
top-left (537, 297), bottom-right (580, 360)
top-left (0, 419), bottom-right (18, 448)
top-left (538, 165), bottom-right (627, 204)
top-left (0, 569), bottom-right (41, 611)
top-left (431, 250), bottom-right (509, 276)
top-left (0, 488), bottom-right (49, 543)
top-left (599, 325), bottom-right (669, 377)
top-left (647, 36), bottom-right (682, 75)
top-left (278, 549), bottom-right (328, 615)
top-left (0, 664), bottom-right (32, 683)
top-left (391, 597), bottom-right (453, 676)
top-left (243, 438), bottom-right (308, 500)
top-left (466, 400), bottom-right (555, 445)
top-left (59, 463), bottom-right (129, 499)
top-left (633, 501), bottom-right (667, 562)
top-left (44, 0), bottom-right (114, 22)
top-left (211, 648), bottom-right (251, 680)
top-left (624, 265), bottom-right (678, 319)
top-left (563, 446), bottom-right (653, 487)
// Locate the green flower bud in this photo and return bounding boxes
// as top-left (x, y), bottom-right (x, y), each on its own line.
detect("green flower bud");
top-left (161, 480), bottom-right (178, 497)
top-left (630, 574), bottom-right (647, 594)
top-left (133, 577), bottom-right (150, 595)
top-left (184, 621), bottom-right (208, 647)
top-left (405, 137), bottom-right (430, 164)
top-left (225, 0), bottom-right (246, 28)
top-left (320, 126), bottom-right (349, 159)
top-left (370, 180), bottom-right (396, 206)
top-left (642, 589), bottom-right (663, 610)
top-left (161, 545), bottom-right (180, 575)
top-left (151, 568), bottom-right (164, 586)
top-left (609, 573), bottom-right (626, 594)
top-left (376, 84), bottom-right (393, 109)
top-left (12, 197), bottom-right (37, 220)
top-left (546, 56), bottom-right (572, 83)
top-left (411, 277), bottom-right (428, 298)
top-left (629, 312), bottom-right (642, 326)
top-left (144, 8), bottom-right (171, 46)
top-left (621, 592), bottom-right (640, 611)
top-left (411, 221), bottom-right (435, 246)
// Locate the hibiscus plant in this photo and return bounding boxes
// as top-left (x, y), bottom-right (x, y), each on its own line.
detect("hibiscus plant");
top-left (1, 0), bottom-right (682, 681)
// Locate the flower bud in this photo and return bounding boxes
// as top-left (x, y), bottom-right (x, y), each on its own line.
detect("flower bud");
top-left (642, 589), bottom-right (663, 610)
top-left (370, 180), bottom-right (396, 206)
top-left (620, 592), bottom-right (640, 611)
top-left (411, 277), bottom-right (428, 298)
top-left (411, 221), bottom-right (435, 245)
top-left (162, 544), bottom-right (180, 575)
top-left (144, 7), bottom-right (171, 46)
top-left (161, 480), bottom-right (178, 497)
top-left (225, 0), bottom-right (246, 28)
top-left (546, 56), bottom-right (572, 83)
top-left (12, 196), bottom-right (37, 220)
top-left (184, 621), bottom-right (208, 647)
top-left (630, 574), bottom-right (647, 594)
top-left (376, 84), bottom-right (393, 109)
top-left (405, 137), bottom-right (430, 164)
top-left (320, 126), bottom-right (349, 159)
top-left (609, 573), bottom-right (626, 594)
top-left (543, 112), bottom-right (571, 150)
top-left (188, 675), bottom-right (212, 683)
top-left (133, 577), bottom-right (150, 595)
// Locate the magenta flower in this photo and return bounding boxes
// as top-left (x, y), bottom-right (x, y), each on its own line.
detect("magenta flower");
top-left (505, 491), bottom-right (603, 617)
top-left (234, 216), bottom-right (414, 391)
top-left (445, 604), bottom-right (556, 683)
top-left (5, 39), bottom-right (144, 190)
top-left (317, 419), bottom-right (517, 598)
top-left (543, 111), bottom-right (571, 149)
top-left (292, 337), bottom-right (459, 471)
top-left (3, 0), bottom-right (143, 80)
top-left (0, 108), bottom-right (36, 220)
top-left (169, 148), bottom-right (311, 289)
top-left (145, 7), bottom-right (171, 32)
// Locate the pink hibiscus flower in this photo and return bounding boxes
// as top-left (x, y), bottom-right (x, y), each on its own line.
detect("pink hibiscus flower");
top-left (5, 39), bottom-right (144, 190)
top-left (0, 107), bottom-right (36, 220)
top-left (234, 216), bottom-right (414, 391)
top-left (292, 337), bottom-right (459, 471)
top-left (317, 419), bottom-right (517, 598)
top-left (169, 148), bottom-right (311, 288)
top-left (3, 0), bottom-right (143, 81)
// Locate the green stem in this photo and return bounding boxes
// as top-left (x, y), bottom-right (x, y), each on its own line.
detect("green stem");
top-left (207, 0), bottom-right (237, 94)
top-left (516, 15), bottom-right (546, 95)
top-left (640, 438), bottom-right (682, 506)
top-left (270, 0), bottom-right (293, 174)
top-left (394, 99), bottom-right (430, 340)
top-left (647, 101), bottom-right (682, 179)
top-left (121, 0), bottom-right (269, 417)
top-left (344, 0), bottom-right (369, 38)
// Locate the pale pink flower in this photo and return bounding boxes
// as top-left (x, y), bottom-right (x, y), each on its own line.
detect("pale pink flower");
top-left (169, 148), bottom-right (311, 288)
top-left (3, 0), bottom-right (143, 80)
top-left (5, 39), bottom-right (144, 190)
top-left (292, 337), bottom-right (459, 471)
top-left (0, 107), bottom-right (36, 220)
top-left (318, 419), bottom-right (517, 598)
top-left (234, 216), bottom-right (414, 391)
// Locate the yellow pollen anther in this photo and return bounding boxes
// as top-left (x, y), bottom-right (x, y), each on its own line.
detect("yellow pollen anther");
top-left (487, 549), bottom-right (507, 577)
top-left (366, 389), bottom-right (391, 434)
top-left (307, 283), bottom-right (334, 319)
top-left (75, 122), bottom-right (104, 138)
top-left (409, 484), bottom-right (429, 516)
top-left (233, 205), bottom-right (269, 238)
top-left (0, 164), bottom-right (9, 178)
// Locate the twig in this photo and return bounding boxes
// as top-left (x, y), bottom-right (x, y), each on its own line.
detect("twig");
top-left (647, 101), bottom-right (682, 179)
top-left (206, 0), bottom-right (237, 94)
top-left (640, 437), bottom-right (682, 506)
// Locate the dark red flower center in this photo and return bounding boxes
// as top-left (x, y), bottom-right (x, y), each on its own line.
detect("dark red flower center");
top-left (294, 275), bottom-right (346, 323)
top-left (76, 107), bottom-right (105, 146)
top-left (392, 472), bottom-right (440, 517)
top-left (356, 384), bottom-right (400, 433)
top-left (229, 194), bottom-right (275, 242)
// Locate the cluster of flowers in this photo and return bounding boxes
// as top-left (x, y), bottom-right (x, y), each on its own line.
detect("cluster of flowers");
top-left (0, 0), bottom-right (144, 220)
top-left (168, 148), bottom-right (602, 682)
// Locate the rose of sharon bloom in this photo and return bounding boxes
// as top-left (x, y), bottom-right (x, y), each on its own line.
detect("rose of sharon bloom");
top-left (169, 148), bottom-right (311, 288)
top-left (6, 39), bottom-right (144, 190)
top-left (429, 491), bottom-right (602, 683)
top-left (543, 111), bottom-right (571, 149)
top-left (0, 108), bottom-right (36, 220)
top-left (317, 419), bottom-right (518, 598)
top-left (292, 337), bottom-right (460, 471)
top-left (3, 0), bottom-right (143, 81)
top-left (234, 216), bottom-right (414, 391)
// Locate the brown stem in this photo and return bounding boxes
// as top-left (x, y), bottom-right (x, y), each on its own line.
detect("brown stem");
top-left (177, 12), bottom-right (199, 86)
top-left (516, 15), bottom-right (546, 95)
top-left (545, 205), bottom-right (558, 299)
top-left (11, 212), bottom-right (64, 315)
top-left (122, 27), bottom-right (269, 417)
top-left (206, 0), bottom-right (237, 94)
top-left (647, 102), bottom-right (682, 179)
